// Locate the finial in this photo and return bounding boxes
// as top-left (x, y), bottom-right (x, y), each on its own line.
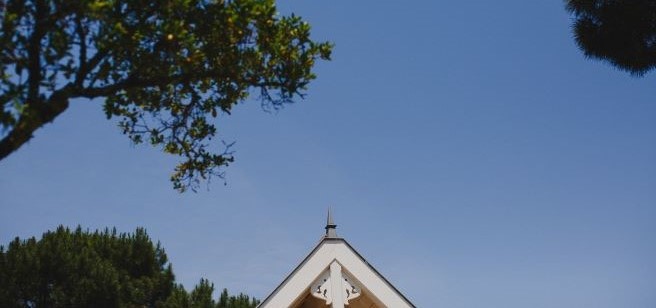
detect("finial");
top-left (325, 207), bottom-right (338, 238)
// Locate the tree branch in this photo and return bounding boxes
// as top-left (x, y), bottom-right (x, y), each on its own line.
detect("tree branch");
top-left (75, 70), bottom-right (216, 98)
top-left (0, 85), bottom-right (72, 160)
top-left (27, 0), bottom-right (47, 103)
top-left (74, 15), bottom-right (87, 87)
top-left (76, 70), bottom-right (278, 100)
top-left (83, 50), bottom-right (108, 80)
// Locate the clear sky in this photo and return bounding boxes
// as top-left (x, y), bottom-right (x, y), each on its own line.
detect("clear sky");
top-left (1, 1), bottom-right (655, 307)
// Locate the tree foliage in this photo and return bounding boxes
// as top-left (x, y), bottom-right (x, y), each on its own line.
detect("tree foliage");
top-left (162, 280), bottom-right (258, 308)
top-left (0, 226), bottom-right (258, 308)
top-left (167, 279), bottom-right (258, 308)
top-left (566, 0), bottom-right (656, 75)
top-left (0, 0), bottom-right (332, 191)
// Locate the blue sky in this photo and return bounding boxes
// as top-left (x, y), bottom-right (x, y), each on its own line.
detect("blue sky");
top-left (1, 1), bottom-right (655, 307)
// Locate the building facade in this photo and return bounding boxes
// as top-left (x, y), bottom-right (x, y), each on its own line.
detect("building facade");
top-left (258, 211), bottom-right (415, 308)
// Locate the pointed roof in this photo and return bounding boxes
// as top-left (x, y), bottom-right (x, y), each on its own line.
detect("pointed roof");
top-left (258, 212), bottom-right (415, 308)
top-left (325, 207), bottom-right (338, 238)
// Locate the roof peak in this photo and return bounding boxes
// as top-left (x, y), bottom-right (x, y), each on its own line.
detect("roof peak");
top-left (325, 207), bottom-right (338, 238)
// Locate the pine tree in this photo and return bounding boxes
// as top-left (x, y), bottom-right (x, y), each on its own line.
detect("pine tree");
top-left (0, 226), bottom-right (259, 307)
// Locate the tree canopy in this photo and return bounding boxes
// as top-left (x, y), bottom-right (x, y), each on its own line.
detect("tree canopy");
top-left (0, 226), bottom-right (259, 307)
top-left (165, 279), bottom-right (259, 308)
top-left (566, 0), bottom-right (656, 75)
top-left (0, 0), bottom-right (332, 191)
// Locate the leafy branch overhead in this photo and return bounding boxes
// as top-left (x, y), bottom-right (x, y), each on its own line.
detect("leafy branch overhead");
top-left (0, 0), bottom-right (332, 191)
top-left (566, 0), bottom-right (656, 75)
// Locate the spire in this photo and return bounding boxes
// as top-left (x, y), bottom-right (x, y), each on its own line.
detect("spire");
top-left (325, 207), bottom-right (338, 238)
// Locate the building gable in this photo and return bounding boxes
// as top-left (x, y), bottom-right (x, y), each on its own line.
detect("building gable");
top-left (258, 212), bottom-right (415, 308)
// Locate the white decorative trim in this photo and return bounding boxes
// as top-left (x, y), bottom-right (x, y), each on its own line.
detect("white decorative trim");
top-left (310, 269), bottom-right (332, 304)
top-left (330, 261), bottom-right (345, 308)
top-left (259, 239), bottom-right (415, 308)
top-left (342, 272), bottom-right (362, 305)
top-left (309, 262), bottom-right (363, 306)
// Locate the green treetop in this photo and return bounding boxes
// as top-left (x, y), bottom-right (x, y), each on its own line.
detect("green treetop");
top-left (566, 0), bottom-right (656, 75)
top-left (0, 226), bottom-right (259, 307)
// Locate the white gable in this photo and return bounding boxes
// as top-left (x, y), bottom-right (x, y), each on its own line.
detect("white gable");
top-left (259, 237), bottom-right (415, 308)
